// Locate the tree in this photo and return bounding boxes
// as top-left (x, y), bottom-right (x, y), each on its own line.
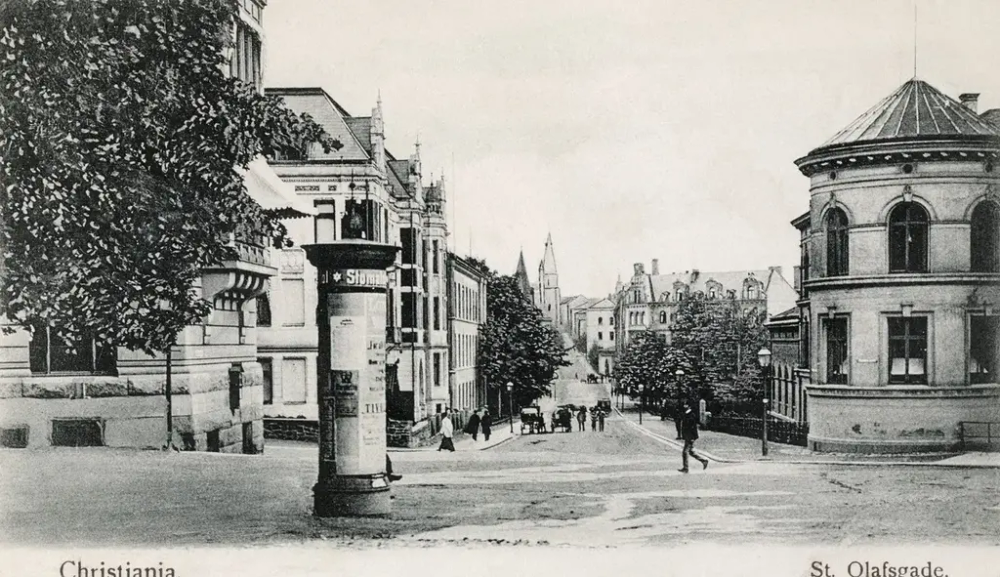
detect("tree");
top-left (614, 330), bottom-right (698, 412)
top-left (669, 294), bottom-right (768, 415)
top-left (478, 272), bottom-right (568, 414)
top-left (0, 0), bottom-right (340, 355)
top-left (586, 343), bottom-right (600, 372)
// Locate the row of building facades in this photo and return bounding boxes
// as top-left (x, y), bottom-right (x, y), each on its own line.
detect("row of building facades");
top-left (0, 0), bottom-right (487, 451)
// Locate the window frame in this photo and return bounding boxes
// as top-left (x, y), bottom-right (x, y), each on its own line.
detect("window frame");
top-left (826, 207), bottom-right (850, 277)
top-left (887, 316), bottom-right (928, 385)
top-left (969, 314), bottom-right (999, 384)
top-left (29, 326), bottom-right (117, 376)
top-left (888, 202), bottom-right (930, 273)
top-left (824, 316), bottom-right (849, 384)
top-left (970, 201), bottom-right (1000, 273)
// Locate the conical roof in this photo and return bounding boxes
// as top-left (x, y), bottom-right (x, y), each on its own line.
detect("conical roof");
top-left (542, 233), bottom-right (557, 274)
top-left (817, 79), bottom-right (999, 151)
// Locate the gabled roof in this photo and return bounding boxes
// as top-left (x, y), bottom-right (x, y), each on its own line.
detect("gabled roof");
top-left (816, 79), bottom-right (1000, 152)
top-left (587, 298), bottom-right (613, 310)
top-left (265, 87), bottom-right (370, 161)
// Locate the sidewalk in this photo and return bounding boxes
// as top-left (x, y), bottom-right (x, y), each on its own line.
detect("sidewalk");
top-left (388, 419), bottom-right (521, 452)
top-left (616, 404), bottom-right (1000, 468)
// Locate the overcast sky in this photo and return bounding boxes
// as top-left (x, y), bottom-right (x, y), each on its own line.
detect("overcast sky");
top-left (265, 0), bottom-right (1000, 297)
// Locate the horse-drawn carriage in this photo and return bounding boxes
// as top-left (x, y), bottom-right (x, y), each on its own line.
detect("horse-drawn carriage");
top-left (551, 406), bottom-right (574, 432)
top-left (520, 406), bottom-right (547, 434)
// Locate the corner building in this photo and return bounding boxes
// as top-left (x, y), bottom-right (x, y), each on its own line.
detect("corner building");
top-left (795, 79), bottom-right (1000, 453)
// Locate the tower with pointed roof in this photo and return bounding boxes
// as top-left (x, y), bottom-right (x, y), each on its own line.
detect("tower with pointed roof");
top-left (514, 250), bottom-right (532, 301)
top-left (537, 233), bottom-right (561, 324)
top-left (790, 77), bottom-right (1000, 454)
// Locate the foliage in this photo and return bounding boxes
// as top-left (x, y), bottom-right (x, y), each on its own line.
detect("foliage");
top-left (479, 272), bottom-right (568, 413)
top-left (613, 330), bottom-right (699, 413)
top-left (669, 294), bottom-right (768, 415)
top-left (586, 343), bottom-right (599, 372)
top-left (0, 0), bottom-right (340, 354)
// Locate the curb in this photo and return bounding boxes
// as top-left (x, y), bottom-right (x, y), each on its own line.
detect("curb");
top-left (615, 408), bottom-right (1000, 469)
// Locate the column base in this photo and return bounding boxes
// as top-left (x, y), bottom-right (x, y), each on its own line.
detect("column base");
top-left (313, 475), bottom-right (391, 517)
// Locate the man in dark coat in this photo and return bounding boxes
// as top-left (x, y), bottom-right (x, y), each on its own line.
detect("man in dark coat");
top-left (678, 403), bottom-right (709, 473)
top-left (480, 410), bottom-right (492, 442)
top-left (465, 409), bottom-right (481, 441)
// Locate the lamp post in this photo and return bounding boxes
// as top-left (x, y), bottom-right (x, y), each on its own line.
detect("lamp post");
top-left (674, 369), bottom-right (684, 440)
top-left (638, 384), bottom-right (644, 425)
top-left (757, 347), bottom-right (772, 457)
top-left (506, 381), bottom-right (514, 434)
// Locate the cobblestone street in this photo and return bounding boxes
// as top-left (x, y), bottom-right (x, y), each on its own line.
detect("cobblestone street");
top-left (3, 400), bottom-right (998, 548)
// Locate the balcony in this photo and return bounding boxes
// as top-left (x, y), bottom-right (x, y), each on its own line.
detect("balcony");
top-left (202, 239), bottom-right (277, 302)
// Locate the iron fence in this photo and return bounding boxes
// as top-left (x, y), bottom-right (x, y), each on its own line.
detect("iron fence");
top-left (705, 414), bottom-right (810, 447)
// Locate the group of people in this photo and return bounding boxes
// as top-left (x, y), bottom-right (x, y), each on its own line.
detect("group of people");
top-left (574, 405), bottom-right (608, 432)
top-left (436, 407), bottom-right (494, 452)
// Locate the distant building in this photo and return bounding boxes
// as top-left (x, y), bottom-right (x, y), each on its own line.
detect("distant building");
top-left (585, 299), bottom-right (616, 376)
top-left (512, 234), bottom-right (562, 326)
top-left (789, 78), bottom-right (1000, 453)
top-left (612, 260), bottom-right (796, 355)
top-left (561, 295), bottom-right (592, 339)
top-left (537, 234), bottom-right (561, 325)
top-left (447, 253), bottom-right (488, 411)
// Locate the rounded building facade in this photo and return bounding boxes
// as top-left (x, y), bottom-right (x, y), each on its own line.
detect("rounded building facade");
top-left (795, 79), bottom-right (1000, 453)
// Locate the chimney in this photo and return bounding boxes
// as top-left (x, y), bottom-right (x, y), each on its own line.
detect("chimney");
top-left (651, 259), bottom-right (659, 275)
top-left (689, 269), bottom-right (700, 284)
top-left (633, 262), bottom-right (645, 276)
top-left (960, 93), bottom-right (980, 113)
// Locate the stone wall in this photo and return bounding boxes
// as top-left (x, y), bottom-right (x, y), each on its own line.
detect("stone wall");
top-left (806, 384), bottom-right (1000, 453)
top-left (264, 417), bottom-right (319, 443)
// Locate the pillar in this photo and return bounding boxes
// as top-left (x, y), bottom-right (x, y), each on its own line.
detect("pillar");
top-left (304, 241), bottom-right (399, 517)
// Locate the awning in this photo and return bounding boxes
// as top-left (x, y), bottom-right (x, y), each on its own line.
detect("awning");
top-left (240, 156), bottom-right (317, 218)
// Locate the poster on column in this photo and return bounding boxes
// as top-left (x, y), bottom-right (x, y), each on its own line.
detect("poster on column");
top-left (328, 290), bottom-right (388, 475)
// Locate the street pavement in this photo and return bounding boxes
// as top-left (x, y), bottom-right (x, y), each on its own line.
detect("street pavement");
top-left (3, 402), bottom-right (999, 548)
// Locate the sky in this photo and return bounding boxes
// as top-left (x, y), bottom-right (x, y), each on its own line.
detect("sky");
top-left (264, 0), bottom-right (1000, 297)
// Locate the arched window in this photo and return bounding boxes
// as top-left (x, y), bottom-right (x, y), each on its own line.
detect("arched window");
top-left (889, 202), bottom-right (929, 273)
top-left (826, 207), bottom-right (849, 276)
top-left (659, 311), bottom-right (667, 324)
top-left (971, 201), bottom-right (1000, 273)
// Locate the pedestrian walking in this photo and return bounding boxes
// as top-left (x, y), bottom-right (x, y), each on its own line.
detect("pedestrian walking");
top-left (598, 409), bottom-right (606, 432)
top-left (577, 406), bottom-right (587, 431)
top-left (481, 410), bottom-right (492, 442)
top-left (590, 408), bottom-right (597, 431)
top-left (437, 409), bottom-right (456, 452)
top-left (465, 409), bottom-right (481, 441)
top-left (678, 403), bottom-right (708, 473)
top-left (674, 403), bottom-right (684, 440)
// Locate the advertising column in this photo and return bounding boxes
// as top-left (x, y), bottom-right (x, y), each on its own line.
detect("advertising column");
top-left (305, 242), bottom-right (398, 517)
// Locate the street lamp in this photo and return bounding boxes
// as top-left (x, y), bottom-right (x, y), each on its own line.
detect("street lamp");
top-left (506, 381), bottom-right (514, 434)
top-left (674, 369), bottom-right (685, 439)
top-left (638, 384), bottom-right (644, 425)
top-left (757, 347), bottom-right (772, 457)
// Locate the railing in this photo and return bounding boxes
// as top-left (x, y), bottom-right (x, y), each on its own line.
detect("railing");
top-left (768, 363), bottom-right (810, 424)
top-left (705, 414), bottom-right (810, 447)
top-left (959, 421), bottom-right (1000, 452)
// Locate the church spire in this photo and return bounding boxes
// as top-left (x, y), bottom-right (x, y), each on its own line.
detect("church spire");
top-left (541, 232), bottom-right (557, 275)
top-left (514, 250), bottom-right (532, 300)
